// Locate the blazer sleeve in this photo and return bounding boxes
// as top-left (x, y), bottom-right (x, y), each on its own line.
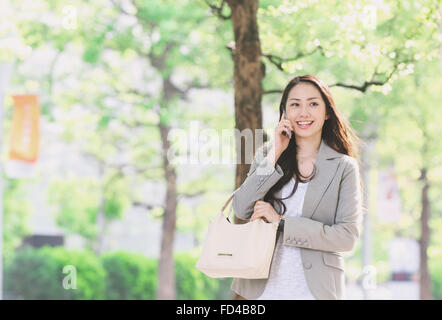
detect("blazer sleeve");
top-left (283, 157), bottom-right (363, 253)
top-left (232, 142), bottom-right (285, 220)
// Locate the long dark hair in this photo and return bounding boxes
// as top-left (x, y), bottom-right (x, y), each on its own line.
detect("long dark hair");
top-left (263, 74), bottom-right (362, 216)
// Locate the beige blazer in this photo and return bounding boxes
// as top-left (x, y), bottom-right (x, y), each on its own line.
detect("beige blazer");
top-left (231, 138), bottom-right (363, 300)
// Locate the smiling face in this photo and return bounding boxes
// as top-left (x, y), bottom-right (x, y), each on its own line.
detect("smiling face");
top-left (285, 82), bottom-right (330, 140)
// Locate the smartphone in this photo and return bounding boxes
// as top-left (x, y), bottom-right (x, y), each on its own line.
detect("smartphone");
top-left (282, 108), bottom-right (292, 139)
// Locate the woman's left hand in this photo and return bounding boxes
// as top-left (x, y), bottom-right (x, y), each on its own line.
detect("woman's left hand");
top-left (250, 200), bottom-right (280, 223)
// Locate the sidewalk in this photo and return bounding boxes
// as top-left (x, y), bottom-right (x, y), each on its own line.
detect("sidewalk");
top-left (345, 280), bottom-right (419, 300)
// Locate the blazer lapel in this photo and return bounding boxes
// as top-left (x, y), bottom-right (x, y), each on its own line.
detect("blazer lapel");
top-left (274, 138), bottom-right (343, 219)
top-left (302, 139), bottom-right (342, 219)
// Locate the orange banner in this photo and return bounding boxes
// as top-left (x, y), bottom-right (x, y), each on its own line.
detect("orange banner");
top-left (9, 95), bottom-right (40, 162)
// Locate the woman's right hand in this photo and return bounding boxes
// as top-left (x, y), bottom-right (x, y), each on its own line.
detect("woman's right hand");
top-left (274, 118), bottom-right (293, 156)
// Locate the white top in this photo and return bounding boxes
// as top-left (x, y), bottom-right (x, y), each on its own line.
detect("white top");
top-left (256, 177), bottom-right (316, 300)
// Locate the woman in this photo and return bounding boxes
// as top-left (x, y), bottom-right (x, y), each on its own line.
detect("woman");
top-left (231, 74), bottom-right (364, 300)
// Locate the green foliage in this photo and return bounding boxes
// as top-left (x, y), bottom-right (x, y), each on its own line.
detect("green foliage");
top-left (47, 178), bottom-right (100, 241)
top-left (82, 33), bottom-right (107, 64)
top-left (101, 251), bottom-right (157, 299)
top-left (5, 246), bottom-right (61, 299)
top-left (4, 0), bottom-right (441, 300)
top-left (5, 247), bottom-right (232, 300)
top-left (46, 172), bottom-right (130, 247)
top-left (49, 246), bottom-right (107, 299)
top-left (175, 250), bottom-right (232, 300)
top-left (102, 171), bottom-right (131, 220)
top-left (2, 174), bottom-right (32, 264)
top-left (429, 249), bottom-right (442, 300)
top-left (5, 246), bottom-right (106, 299)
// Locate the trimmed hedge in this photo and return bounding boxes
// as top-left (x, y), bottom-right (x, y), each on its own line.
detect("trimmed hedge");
top-left (175, 251), bottom-right (231, 300)
top-left (101, 251), bottom-right (157, 299)
top-left (4, 246), bottom-right (232, 300)
top-left (4, 246), bottom-right (106, 299)
top-left (430, 252), bottom-right (442, 300)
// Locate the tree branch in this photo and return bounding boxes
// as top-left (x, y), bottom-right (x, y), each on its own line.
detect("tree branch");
top-left (330, 54), bottom-right (414, 92)
top-left (177, 190), bottom-right (206, 201)
top-left (132, 201), bottom-right (163, 211)
top-left (263, 89), bottom-right (283, 95)
top-left (110, 0), bottom-right (135, 16)
top-left (205, 0), bottom-right (232, 20)
top-left (262, 45), bottom-right (325, 71)
top-left (329, 80), bottom-right (386, 92)
top-left (176, 80), bottom-right (209, 101)
top-left (119, 117), bottom-right (158, 129)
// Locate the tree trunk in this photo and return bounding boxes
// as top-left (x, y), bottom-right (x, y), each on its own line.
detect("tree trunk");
top-left (148, 42), bottom-right (181, 300)
top-left (226, 0), bottom-right (264, 211)
top-left (156, 117), bottom-right (178, 300)
top-left (225, 0), bottom-right (264, 301)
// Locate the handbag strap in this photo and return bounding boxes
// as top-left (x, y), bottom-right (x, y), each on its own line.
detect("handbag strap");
top-left (220, 187), bottom-right (239, 222)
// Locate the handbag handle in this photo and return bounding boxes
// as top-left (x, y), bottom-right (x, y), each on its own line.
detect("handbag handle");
top-left (220, 188), bottom-right (239, 222)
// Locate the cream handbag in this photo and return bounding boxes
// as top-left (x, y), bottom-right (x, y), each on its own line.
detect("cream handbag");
top-left (196, 189), bottom-right (278, 279)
